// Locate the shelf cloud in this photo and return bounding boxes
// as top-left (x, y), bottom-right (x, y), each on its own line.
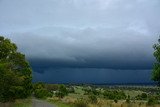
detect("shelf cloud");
top-left (0, 0), bottom-right (160, 83)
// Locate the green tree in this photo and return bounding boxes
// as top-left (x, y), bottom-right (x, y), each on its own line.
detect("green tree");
top-left (0, 36), bottom-right (32, 102)
top-left (152, 37), bottom-right (160, 86)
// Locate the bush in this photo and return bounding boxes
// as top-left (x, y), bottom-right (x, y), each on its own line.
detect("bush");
top-left (114, 98), bottom-right (118, 103)
top-left (103, 90), bottom-right (126, 100)
top-left (34, 89), bottom-right (52, 99)
top-left (141, 93), bottom-right (147, 99)
top-left (88, 94), bottom-right (97, 103)
top-left (92, 89), bottom-right (99, 95)
top-left (135, 93), bottom-right (148, 100)
top-left (33, 82), bottom-right (45, 90)
top-left (126, 95), bottom-right (130, 103)
top-left (83, 87), bottom-right (92, 95)
top-left (147, 96), bottom-right (158, 105)
top-left (126, 98), bottom-right (130, 103)
top-left (55, 85), bottom-right (68, 98)
top-left (55, 91), bottom-right (66, 98)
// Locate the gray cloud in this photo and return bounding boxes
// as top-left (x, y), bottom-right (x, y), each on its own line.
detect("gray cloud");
top-left (6, 26), bottom-right (155, 70)
top-left (0, 0), bottom-right (160, 83)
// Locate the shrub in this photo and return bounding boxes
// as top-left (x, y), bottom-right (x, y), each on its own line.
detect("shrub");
top-left (103, 90), bottom-right (126, 100)
top-left (141, 93), bottom-right (147, 99)
top-left (135, 93), bottom-right (148, 100)
top-left (55, 85), bottom-right (68, 98)
top-left (148, 98), bottom-right (154, 105)
top-left (126, 98), bottom-right (130, 103)
top-left (55, 91), bottom-right (66, 98)
top-left (34, 89), bottom-right (52, 99)
top-left (92, 89), bottom-right (99, 95)
top-left (126, 95), bottom-right (130, 103)
top-left (114, 98), bottom-right (118, 103)
top-left (83, 87), bottom-right (92, 95)
top-left (33, 82), bottom-right (45, 90)
top-left (88, 94), bottom-right (97, 103)
top-left (147, 96), bottom-right (158, 105)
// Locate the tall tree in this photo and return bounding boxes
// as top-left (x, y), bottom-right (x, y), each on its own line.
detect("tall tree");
top-left (152, 37), bottom-right (160, 86)
top-left (0, 36), bottom-right (32, 102)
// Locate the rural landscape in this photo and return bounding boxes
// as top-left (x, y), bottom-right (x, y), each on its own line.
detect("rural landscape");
top-left (0, 35), bottom-right (160, 107)
top-left (0, 0), bottom-right (160, 107)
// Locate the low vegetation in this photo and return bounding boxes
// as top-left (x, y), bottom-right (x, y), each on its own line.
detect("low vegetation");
top-left (34, 83), bottom-right (160, 107)
top-left (13, 99), bottom-right (32, 107)
top-left (33, 82), bottom-right (52, 99)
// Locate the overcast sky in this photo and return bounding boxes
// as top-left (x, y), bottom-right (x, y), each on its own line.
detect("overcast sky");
top-left (0, 0), bottom-right (160, 83)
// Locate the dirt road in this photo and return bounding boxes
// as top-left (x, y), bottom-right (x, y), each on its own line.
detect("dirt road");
top-left (32, 99), bottom-right (56, 107)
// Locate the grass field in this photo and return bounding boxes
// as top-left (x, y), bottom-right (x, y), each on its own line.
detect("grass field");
top-left (0, 99), bottom-right (31, 107)
top-left (13, 99), bottom-right (32, 107)
top-left (48, 85), bottom-right (160, 107)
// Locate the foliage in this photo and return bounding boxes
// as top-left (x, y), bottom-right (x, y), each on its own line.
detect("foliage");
top-left (103, 90), bottom-right (126, 100)
top-left (126, 95), bottom-right (130, 103)
top-left (91, 89), bottom-right (100, 95)
top-left (88, 94), bottom-right (97, 104)
top-left (33, 82), bottom-right (52, 99)
top-left (83, 87), bottom-right (92, 95)
top-left (141, 93), bottom-right (147, 99)
top-left (152, 37), bottom-right (160, 86)
top-left (114, 98), bottom-right (118, 103)
top-left (83, 87), bottom-right (100, 96)
top-left (135, 93), bottom-right (147, 100)
top-left (0, 36), bottom-right (32, 102)
top-left (34, 89), bottom-right (52, 99)
top-left (55, 85), bottom-right (68, 98)
top-left (33, 82), bottom-right (45, 90)
top-left (147, 96), bottom-right (159, 105)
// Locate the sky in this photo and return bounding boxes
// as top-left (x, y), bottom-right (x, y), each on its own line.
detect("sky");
top-left (0, 0), bottom-right (160, 84)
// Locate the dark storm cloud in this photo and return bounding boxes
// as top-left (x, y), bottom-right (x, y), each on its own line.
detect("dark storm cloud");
top-left (33, 68), bottom-right (152, 83)
top-left (7, 26), bottom-right (155, 72)
top-left (0, 0), bottom-right (160, 75)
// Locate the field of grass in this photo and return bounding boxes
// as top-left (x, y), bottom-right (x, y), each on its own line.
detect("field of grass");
top-left (49, 98), bottom-right (160, 107)
top-left (48, 98), bottom-right (74, 107)
top-left (47, 85), bottom-right (160, 107)
top-left (0, 99), bottom-right (32, 107)
top-left (13, 99), bottom-right (32, 107)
